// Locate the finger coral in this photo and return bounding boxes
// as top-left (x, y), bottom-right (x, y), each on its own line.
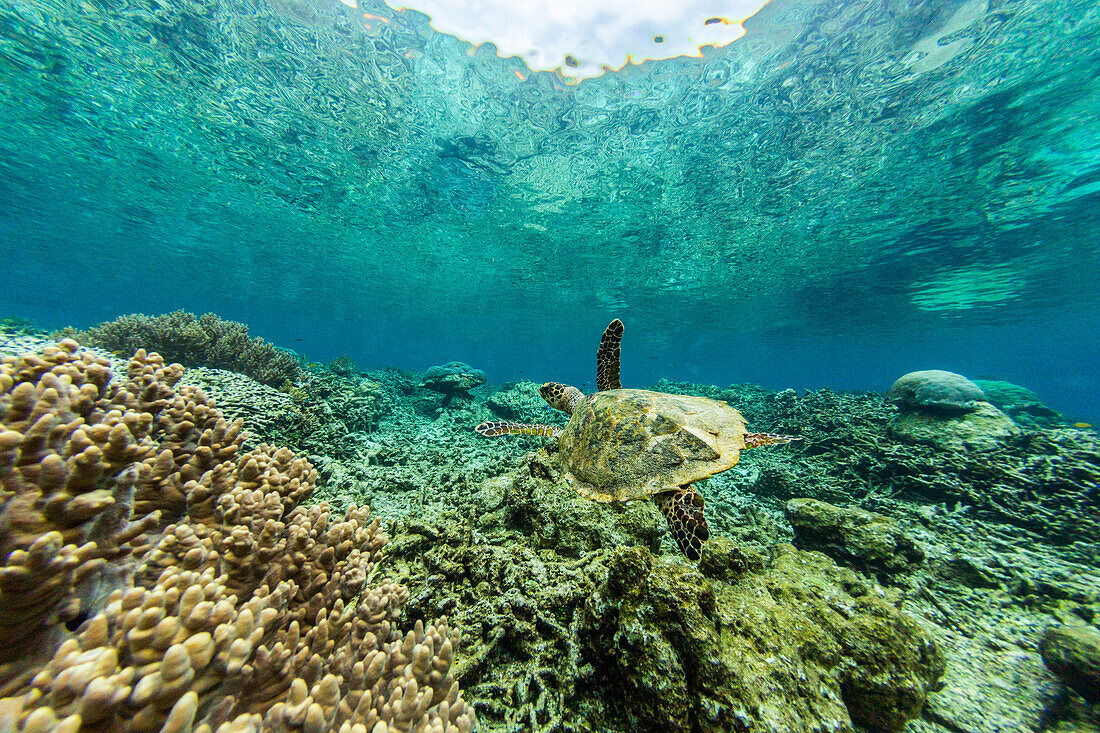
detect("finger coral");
top-left (0, 340), bottom-right (474, 732)
top-left (53, 311), bottom-right (301, 387)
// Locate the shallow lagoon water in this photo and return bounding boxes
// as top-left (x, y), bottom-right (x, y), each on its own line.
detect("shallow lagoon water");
top-left (1, 0), bottom-right (1100, 731)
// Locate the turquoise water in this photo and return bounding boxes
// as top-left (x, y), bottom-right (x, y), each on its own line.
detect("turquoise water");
top-left (1, 0), bottom-right (1099, 417)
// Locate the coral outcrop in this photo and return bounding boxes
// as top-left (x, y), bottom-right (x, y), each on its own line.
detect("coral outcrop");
top-left (485, 381), bottom-right (547, 423)
top-left (54, 312), bottom-right (301, 387)
top-left (973, 379), bottom-right (1063, 427)
top-left (418, 363), bottom-right (487, 407)
top-left (887, 370), bottom-right (986, 415)
top-left (0, 340), bottom-right (474, 732)
top-left (1041, 624), bottom-right (1100, 703)
top-left (581, 542), bottom-right (944, 732)
top-left (889, 401), bottom-right (1019, 452)
top-left (886, 370), bottom-right (1019, 451)
top-left (785, 498), bottom-right (924, 576)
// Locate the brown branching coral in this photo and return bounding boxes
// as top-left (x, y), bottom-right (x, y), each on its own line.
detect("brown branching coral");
top-left (53, 311), bottom-right (301, 387)
top-left (0, 340), bottom-right (475, 732)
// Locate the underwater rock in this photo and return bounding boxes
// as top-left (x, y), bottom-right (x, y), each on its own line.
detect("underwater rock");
top-left (581, 544), bottom-right (944, 732)
top-left (785, 498), bottom-right (924, 575)
top-left (1041, 624), bottom-right (1100, 703)
top-left (888, 369), bottom-right (986, 415)
top-left (697, 535), bottom-right (766, 582)
top-left (889, 400), bottom-right (1019, 451)
top-left (419, 361), bottom-right (488, 406)
top-left (486, 380), bottom-right (547, 421)
top-left (974, 378), bottom-right (1062, 427)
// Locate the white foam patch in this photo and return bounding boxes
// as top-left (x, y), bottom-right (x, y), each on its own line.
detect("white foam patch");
top-left (377, 0), bottom-right (770, 79)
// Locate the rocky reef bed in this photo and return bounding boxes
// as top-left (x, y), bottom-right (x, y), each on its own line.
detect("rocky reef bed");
top-left (2, 327), bottom-right (1098, 732)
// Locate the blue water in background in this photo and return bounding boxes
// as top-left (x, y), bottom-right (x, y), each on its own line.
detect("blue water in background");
top-left (2, 0), bottom-right (1098, 418)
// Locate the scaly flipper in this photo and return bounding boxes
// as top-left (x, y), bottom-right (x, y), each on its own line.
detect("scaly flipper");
top-left (654, 488), bottom-right (710, 561)
top-left (476, 421), bottom-right (563, 438)
top-left (744, 432), bottom-right (802, 449)
top-left (596, 318), bottom-right (623, 391)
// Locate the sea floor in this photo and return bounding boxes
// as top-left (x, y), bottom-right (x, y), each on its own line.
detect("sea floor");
top-left (2, 325), bottom-right (1098, 732)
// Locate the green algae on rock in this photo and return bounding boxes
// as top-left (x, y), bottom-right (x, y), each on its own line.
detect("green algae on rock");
top-left (889, 400), bottom-right (1019, 452)
top-left (581, 544), bottom-right (945, 732)
top-left (1041, 624), bottom-right (1100, 704)
top-left (786, 497), bottom-right (925, 576)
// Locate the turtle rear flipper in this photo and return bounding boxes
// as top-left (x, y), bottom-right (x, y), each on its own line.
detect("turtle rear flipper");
top-left (476, 421), bottom-right (562, 438)
top-left (596, 318), bottom-right (623, 391)
top-left (655, 488), bottom-right (709, 561)
top-left (744, 432), bottom-right (802, 449)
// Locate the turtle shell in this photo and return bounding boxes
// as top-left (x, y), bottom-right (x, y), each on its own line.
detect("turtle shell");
top-left (558, 388), bottom-right (748, 503)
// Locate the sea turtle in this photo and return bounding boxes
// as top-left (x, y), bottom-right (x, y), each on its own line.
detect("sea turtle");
top-left (475, 319), bottom-right (801, 560)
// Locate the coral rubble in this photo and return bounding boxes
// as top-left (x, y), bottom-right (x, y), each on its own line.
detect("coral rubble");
top-left (0, 340), bottom-right (474, 732)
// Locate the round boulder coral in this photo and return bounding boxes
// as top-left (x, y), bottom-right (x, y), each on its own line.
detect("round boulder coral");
top-left (887, 370), bottom-right (986, 415)
top-left (419, 361), bottom-right (487, 405)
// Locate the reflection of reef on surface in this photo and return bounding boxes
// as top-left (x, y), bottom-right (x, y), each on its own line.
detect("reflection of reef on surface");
top-left (0, 340), bottom-right (474, 732)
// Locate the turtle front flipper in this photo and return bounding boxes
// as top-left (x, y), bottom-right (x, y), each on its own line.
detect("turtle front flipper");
top-left (596, 318), bottom-right (623, 391)
top-left (744, 432), bottom-right (802, 449)
top-left (476, 421), bottom-right (563, 438)
top-left (654, 488), bottom-right (710, 561)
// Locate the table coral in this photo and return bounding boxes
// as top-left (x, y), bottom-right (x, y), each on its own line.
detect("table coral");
top-left (0, 340), bottom-right (475, 732)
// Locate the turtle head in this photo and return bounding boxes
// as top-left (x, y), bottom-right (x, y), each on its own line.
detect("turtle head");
top-left (540, 382), bottom-right (585, 415)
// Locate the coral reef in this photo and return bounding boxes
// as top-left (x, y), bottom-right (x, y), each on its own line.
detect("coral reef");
top-left (974, 379), bottom-right (1063, 428)
top-left (53, 312), bottom-right (301, 387)
top-left (389, 450), bottom-right (945, 733)
top-left (0, 340), bottom-right (474, 732)
top-left (327, 355), bottom-right (361, 378)
top-left (271, 369), bottom-right (390, 459)
top-left (887, 370), bottom-right (987, 415)
top-left (418, 363), bottom-right (487, 407)
top-left (785, 497), bottom-right (924, 576)
top-left (735, 387), bottom-right (1100, 547)
top-left (180, 367), bottom-right (298, 446)
top-left (13, 332), bottom-right (1095, 732)
top-left (582, 543), bottom-right (944, 732)
top-left (1041, 624), bottom-right (1100, 703)
top-left (485, 381), bottom-right (548, 423)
